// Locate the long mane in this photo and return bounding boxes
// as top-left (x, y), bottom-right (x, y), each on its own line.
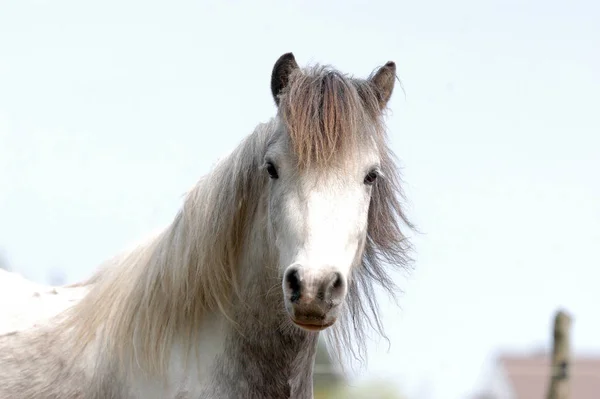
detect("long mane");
top-left (62, 123), bottom-right (273, 375)
top-left (62, 62), bottom-right (413, 376)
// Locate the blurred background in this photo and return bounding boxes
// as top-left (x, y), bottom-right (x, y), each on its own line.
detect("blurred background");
top-left (1, 1), bottom-right (598, 398)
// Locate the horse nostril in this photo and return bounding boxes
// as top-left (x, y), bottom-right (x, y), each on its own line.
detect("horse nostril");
top-left (332, 272), bottom-right (343, 290)
top-left (328, 271), bottom-right (345, 303)
top-left (284, 267), bottom-right (302, 303)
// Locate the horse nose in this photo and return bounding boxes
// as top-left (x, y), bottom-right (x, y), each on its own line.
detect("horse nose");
top-left (283, 266), bottom-right (346, 307)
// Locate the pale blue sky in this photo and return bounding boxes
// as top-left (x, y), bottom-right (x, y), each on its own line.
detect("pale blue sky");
top-left (1, 1), bottom-right (599, 398)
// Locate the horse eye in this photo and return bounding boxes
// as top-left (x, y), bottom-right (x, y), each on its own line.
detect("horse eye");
top-left (265, 162), bottom-right (279, 179)
top-left (364, 170), bottom-right (378, 185)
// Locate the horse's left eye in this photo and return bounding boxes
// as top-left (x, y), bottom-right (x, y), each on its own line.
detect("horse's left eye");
top-left (364, 170), bottom-right (378, 185)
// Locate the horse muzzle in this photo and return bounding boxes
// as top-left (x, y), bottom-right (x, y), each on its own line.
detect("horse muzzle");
top-left (282, 265), bottom-right (347, 332)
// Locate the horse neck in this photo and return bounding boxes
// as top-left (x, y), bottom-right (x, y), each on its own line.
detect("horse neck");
top-left (211, 199), bottom-right (320, 398)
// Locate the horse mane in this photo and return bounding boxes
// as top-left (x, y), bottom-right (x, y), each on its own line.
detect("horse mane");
top-left (279, 64), bottom-right (391, 170)
top-left (61, 62), bottom-right (413, 376)
top-left (62, 123), bottom-right (273, 376)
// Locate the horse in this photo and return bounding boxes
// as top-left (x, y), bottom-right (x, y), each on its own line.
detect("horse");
top-left (0, 52), bottom-right (413, 399)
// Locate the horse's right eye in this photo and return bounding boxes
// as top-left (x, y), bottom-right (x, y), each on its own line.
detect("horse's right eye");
top-left (265, 162), bottom-right (279, 179)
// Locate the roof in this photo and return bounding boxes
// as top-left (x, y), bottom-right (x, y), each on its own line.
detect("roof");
top-left (499, 353), bottom-right (600, 399)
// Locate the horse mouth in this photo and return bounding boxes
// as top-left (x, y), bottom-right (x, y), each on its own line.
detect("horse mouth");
top-left (291, 319), bottom-right (335, 332)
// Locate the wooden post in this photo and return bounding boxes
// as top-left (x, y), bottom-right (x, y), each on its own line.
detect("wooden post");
top-left (546, 310), bottom-right (572, 399)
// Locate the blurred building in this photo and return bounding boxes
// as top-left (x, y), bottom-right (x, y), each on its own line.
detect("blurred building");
top-left (476, 352), bottom-right (600, 399)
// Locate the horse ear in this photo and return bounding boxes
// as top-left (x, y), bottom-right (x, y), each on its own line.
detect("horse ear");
top-left (369, 61), bottom-right (397, 109)
top-left (271, 52), bottom-right (299, 106)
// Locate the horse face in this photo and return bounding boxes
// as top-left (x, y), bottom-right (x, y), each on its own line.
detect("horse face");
top-left (263, 134), bottom-right (380, 332)
top-left (265, 52), bottom-right (396, 332)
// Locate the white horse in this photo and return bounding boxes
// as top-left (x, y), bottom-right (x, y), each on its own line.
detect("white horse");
top-left (0, 52), bottom-right (412, 398)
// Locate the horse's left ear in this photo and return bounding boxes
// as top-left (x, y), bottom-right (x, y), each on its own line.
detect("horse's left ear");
top-left (369, 61), bottom-right (397, 109)
top-left (271, 52), bottom-right (299, 106)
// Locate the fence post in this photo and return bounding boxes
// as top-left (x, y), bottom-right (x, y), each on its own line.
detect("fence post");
top-left (546, 310), bottom-right (572, 399)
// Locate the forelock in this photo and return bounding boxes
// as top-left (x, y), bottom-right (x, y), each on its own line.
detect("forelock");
top-left (278, 65), bottom-right (385, 169)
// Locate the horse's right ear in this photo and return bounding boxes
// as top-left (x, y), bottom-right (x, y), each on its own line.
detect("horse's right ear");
top-left (271, 52), bottom-right (299, 106)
